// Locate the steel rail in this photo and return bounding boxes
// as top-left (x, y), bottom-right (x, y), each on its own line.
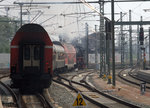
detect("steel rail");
top-left (54, 72), bottom-right (141, 108)
top-left (118, 68), bottom-right (150, 89)
top-left (53, 77), bottom-right (109, 108)
top-left (0, 81), bottom-right (20, 108)
top-left (77, 72), bottom-right (141, 108)
top-left (36, 93), bottom-right (53, 108)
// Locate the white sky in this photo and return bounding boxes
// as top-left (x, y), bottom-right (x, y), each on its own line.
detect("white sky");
top-left (1, 0), bottom-right (150, 41)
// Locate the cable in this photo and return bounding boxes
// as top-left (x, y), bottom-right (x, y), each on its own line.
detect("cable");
top-left (31, 11), bottom-right (43, 23)
top-left (132, 3), bottom-right (143, 11)
top-left (27, 0), bottom-right (33, 11)
top-left (79, 0), bottom-right (110, 21)
top-left (116, 2), bottom-right (126, 13)
top-left (39, 15), bottom-right (57, 25)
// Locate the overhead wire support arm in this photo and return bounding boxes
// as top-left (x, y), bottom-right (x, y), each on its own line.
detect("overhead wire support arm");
top-left (60, 12), bottom-right (95, 16)
top-left (13, 0), bottom-right (150, 5)
top-left (14, 1), bottom-right (99, 5)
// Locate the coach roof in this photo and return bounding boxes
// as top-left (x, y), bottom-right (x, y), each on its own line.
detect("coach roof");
top-left (11, 23), bottom-right (53, 46)
top-left (18, 23), bottom-right (47, 32)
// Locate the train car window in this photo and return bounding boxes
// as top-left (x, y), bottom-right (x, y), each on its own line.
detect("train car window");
top-left (58, 53), bottom-right (65, 60)
top-left (58, 53), bottom-right (61, 60)
top-left (34, 46), bottom-right (40, 60)
top-left (24, 45), bottom-right (30, 60)
top-left (62, 53), bottom-right (65, 59)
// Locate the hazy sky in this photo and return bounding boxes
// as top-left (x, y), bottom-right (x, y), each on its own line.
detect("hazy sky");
top-left (1, 0), bottom-right (150, 41)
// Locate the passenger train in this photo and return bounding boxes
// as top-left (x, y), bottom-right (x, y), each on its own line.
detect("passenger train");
top-left (10, 24), bottom-right (83, 92)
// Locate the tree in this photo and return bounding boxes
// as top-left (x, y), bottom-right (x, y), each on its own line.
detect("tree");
top-left (0, 16), bottom-right (18, 53)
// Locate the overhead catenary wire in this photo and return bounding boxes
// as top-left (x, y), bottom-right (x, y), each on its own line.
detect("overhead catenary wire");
top-left (18, 0), bottom-right (109, 36)
top-left (79, 0), bottom-right (110, 21)
top-left (31, 11), bottom-right (43, 23)
top-left (39, 15), bottom-right (57, 25)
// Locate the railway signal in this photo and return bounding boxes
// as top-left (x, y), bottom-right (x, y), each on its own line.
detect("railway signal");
top-left (105, 20), bottom-right (111, 40)
top-left (139, 27), bottom-right (144, 45)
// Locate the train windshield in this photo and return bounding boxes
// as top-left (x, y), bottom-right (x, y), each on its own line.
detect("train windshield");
top-left (24, 45), bottom-right (30, 60)
top-left (23, 44), bottom-right (41, 72)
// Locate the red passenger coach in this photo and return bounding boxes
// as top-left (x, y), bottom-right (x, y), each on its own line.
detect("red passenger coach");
top-left (62, 43), bottom-right (76, 70)
top-left (10, 24), bottom-right (53, 92)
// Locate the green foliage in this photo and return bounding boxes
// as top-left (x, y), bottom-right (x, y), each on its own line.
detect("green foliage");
top-left (0, 16), bottom-right (18, 53)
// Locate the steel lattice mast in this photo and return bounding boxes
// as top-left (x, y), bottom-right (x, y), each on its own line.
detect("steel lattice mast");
top-left (99, 0), bottom-right (106, 77)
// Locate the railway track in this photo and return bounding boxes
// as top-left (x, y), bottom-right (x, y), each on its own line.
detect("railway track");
top-left (0, 80), bottom-right (20, 108)
top-left (118, 68), bottom-right (150, 89)
top-left (53, 70), bottom-right (141, 108)
top-left (0, 69), bottom-right (54, 108)
top-left (36, 93), bottom-right (53, 108)
top-left (17, 91), bottom-right (54, 108)
top-left (0, 69), bottom-right (20, 108)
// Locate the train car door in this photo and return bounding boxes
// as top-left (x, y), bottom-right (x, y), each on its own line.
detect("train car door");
top-left (23, 44), bottom-right (41, 74)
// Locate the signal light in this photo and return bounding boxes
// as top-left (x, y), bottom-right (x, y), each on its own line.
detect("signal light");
top-left (105, 20), bottom-right (111, 40)
top-left (139, 27), bottom-right (144, 44)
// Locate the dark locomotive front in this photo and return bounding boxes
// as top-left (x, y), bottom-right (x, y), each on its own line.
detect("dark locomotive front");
top-left (10, 24), bottom-right (53, 92)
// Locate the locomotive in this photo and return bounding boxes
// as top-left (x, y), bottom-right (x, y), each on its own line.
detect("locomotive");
top-left (10, 23), bottom-right (77, 92)
top-left (75, 46), bottom-right (85, 69)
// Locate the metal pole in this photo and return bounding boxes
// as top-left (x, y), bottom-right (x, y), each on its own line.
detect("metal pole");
top-left (106, 26), bottom-right (109, 73)
top-left (5, 7), bottom-right (9, 17)
top-left (107, 34), bottom-right (111, 84)
top-left (86, 23), bottom-right (89, 68)
top-left (129, 10), bottom-right (133, 66)
top-left (20, 4), bottom-right (23, 27)
top-left (99, 0), bottom-right (105, 77)
top-left (106, 21), bottom-right (111, 84)
top-left (111, 0), bottom-right (115, 86)
top-left (137, 25), bottom-right (139, 65)
top-left (14, 0), bottom-right (150, 4)
top-left (140, 16), bottom-right (143, 69)
top-left (120, 12), bottom-right (124, 68)
top-left (95, 25), bottom-right (98, 69)
top-left (149, 27), bottom-right (150, 66)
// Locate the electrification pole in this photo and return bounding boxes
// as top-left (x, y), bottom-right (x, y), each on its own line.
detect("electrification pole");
top-left (19, 4), bottom-right (23, 27)
top-left (149, 27), bottom-right (150, 66)
top-left (99, 0), bottom-right (105, 77)
top-left (137, 25), bottom-right (140, 65)
top-left (139, 16), bottom-right (146, 69)
top-left (129, 10), bottom-right (133, 66)
top-left (120, 12), bottom-right (124, 68)
top-left (106, 20), bottom-right (111, 84)
top-left (111, 0), bottom-right (115, 86)
top-left (95, 25), bottom-right (98, 70)
top-left (86, 23), bottom-right (89, 68)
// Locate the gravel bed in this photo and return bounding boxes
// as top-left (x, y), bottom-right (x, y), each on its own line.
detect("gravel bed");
top-left (89, 74), bottom-right (150, 108)
top-left (48, 82), bottom-right (75, 108)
